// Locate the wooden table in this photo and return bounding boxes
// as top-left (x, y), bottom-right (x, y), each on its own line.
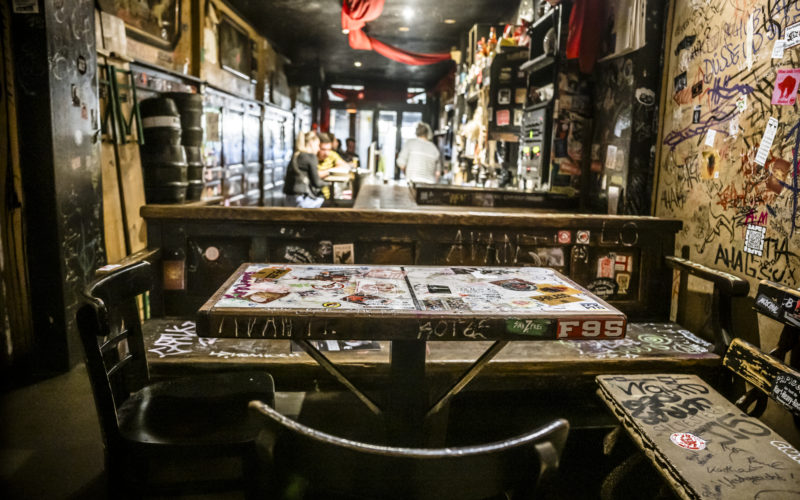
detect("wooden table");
top-left (198, 264), bottom-right (627, 443)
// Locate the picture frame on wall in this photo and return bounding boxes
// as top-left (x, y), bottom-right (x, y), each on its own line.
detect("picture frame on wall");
top-left (219, 15), bottom-right (253, 80)
top-left (97, 0), bottom-right (182, 51)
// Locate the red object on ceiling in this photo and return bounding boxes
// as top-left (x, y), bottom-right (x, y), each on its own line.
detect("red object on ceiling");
top-left (566, 0), bottom-right (605, 73)
top-left (341, 0), bottom-right (451, 66)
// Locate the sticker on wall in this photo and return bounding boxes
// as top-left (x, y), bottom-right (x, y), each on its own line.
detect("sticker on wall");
top-left (704, 129), bottom-right (716, 147)
top-left (576, 230), bottom-right (590, 244)
top-left (615, 273), bottom-right (631, 294)
top-left (670, 433), bottom-right (706, 451)
top-left (674, 72), bottom-right (688, 92)
top-left (756, 117), bottom-right (779, 166)
top-left (728, 114), bottom-right (740, 138)
top-left (614, 255), bottom-right (633, 272)
top-left (743, 224), bottom-right (766, 256)
top-left (635, 88), bottom-right (655, 106)
top-left (701, 150), bottom-right (720, 179)
top-left (605, 145), bottom-right (618, 170)
top-left (772, 39), bottom-right (786, 59)
top-left (691, 81), bottom-right (703, 98)
top-left (597, 256), bottom-right (615, 278)
top-left (674, 35), bottom-right (696, 55)
top-left (745, 13), bottom-right (754, 70)
top-left (772, 68), bottom-right (800, 105)
top-left (692, 105), bottom-right (701, 124)
top-left (735, 94), bottom-right (747, 112)
top-left (557, 231), bottom-right (572, 244)
top-left (333, 244), bottom-right (355, 264)
top-left (496, 109), bottom-right (510, 126)
top-left (785, 21), bottom-right (800, 48)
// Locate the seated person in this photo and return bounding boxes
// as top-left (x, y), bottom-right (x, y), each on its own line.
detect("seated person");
top-left (283, 131), bottom-right (329, 208)
top-left (341, 137), bottom-right (360, 167)
top-left (317, 133), bottom-right (350, 199)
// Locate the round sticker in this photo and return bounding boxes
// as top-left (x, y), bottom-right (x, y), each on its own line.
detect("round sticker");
top-left (322, 302), bottom-right (341, 308)
top-left (204, 246), bottom-right (220, 261)
top-left (670, 433), bottom-right (706, 451)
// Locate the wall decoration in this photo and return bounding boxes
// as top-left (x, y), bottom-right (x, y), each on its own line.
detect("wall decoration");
top-left (218, 15), bottom-right (252, 80)
top-left (655, 0), bottom-right (800, 301)
top-left (97, 0), bottom-right (181, 50)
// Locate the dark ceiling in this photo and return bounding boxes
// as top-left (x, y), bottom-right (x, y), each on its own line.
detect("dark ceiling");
top-left (226, 0), bottom-right (521, 87)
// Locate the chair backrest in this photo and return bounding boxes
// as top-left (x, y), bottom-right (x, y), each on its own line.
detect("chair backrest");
top-left (249, 400), bottom-right (569, 500)
top-left (76, 261), bottom-right (154, 449)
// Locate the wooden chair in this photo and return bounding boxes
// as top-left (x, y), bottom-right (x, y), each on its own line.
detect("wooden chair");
top-left (595, 279), bottom-right (800, 500)
top-left (248, 400), bottom-right (569, 500)
top-left (77, 260), bottom-right (276, 497)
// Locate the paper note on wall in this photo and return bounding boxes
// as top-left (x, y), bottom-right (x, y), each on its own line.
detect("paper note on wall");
top-left (755, 117), bottom-right (779, 166)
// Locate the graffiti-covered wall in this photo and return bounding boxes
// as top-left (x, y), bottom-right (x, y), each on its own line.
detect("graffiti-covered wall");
top-left (655, 0), bottom-right (800, 345)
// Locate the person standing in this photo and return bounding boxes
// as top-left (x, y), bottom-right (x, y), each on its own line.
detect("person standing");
top-left (396, 122), bottom-right (441, 184)
top-left (283, 131), bottom-right (328, 208)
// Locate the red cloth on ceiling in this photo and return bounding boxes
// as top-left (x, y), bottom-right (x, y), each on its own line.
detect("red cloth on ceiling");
top-left (341, 0), bottom-right (451, 65)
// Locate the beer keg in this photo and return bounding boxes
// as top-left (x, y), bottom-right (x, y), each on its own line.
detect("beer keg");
top-left (139, 97), bottom-right (182, 145)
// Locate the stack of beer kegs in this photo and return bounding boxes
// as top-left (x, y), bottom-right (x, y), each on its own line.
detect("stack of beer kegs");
top-left (139, 97), bottom-right (187, 203)
top-left (164, 92), bottom-right (204, 201)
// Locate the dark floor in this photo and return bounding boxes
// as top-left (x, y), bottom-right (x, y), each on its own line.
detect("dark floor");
top-left (2, 364), bottom-right (798, 499)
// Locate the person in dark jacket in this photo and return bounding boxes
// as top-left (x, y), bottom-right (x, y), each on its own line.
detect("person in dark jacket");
top-left (284, 131), bottom-right (328, 208)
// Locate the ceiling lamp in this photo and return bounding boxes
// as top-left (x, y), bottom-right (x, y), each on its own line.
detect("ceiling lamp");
top-left (403, 7), bottom-right (414, 20)
top-left (444, 19), bottom-right (456, 24)
top-left (354, 61), bottom-right (362, 67)
top-left (398, 26), bottom-right (409, 32)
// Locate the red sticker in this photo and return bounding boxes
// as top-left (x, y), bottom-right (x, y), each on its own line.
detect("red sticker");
top-left (576, 230), bottom-right (590, 244)
top-left (557, 230), bottom-right (571, 244)
top-left (772, 68), bottom-right (800, 105)
top-left (670, 433), bottom-right (706, 451)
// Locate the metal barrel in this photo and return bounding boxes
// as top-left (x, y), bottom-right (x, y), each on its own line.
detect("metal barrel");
top-left (163, 92), bottom-right (204, 148)
top-left (139, 97), bottom-right (182, 146)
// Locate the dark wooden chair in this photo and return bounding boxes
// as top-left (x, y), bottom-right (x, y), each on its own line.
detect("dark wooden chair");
top-left (248, 399), bottom-right (569, 500)
top-left (76, 260), bottom-right (276, 497)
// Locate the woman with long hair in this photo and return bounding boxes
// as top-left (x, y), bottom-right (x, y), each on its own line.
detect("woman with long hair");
top-left (283, 131), bottom-right (328, 208)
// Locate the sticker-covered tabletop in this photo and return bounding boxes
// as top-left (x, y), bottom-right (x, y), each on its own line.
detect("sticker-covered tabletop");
top-left (198, 264), bottom-right (627, 341)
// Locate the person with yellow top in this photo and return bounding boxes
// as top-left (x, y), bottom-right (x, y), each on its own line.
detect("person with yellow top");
top-left (316, 133), bottom-right (350, 199)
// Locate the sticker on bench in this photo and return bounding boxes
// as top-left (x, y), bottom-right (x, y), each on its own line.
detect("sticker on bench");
top-left (772, 374), bottom-right (800, 414)
top-left (670, 432), bottom-right (706, 451)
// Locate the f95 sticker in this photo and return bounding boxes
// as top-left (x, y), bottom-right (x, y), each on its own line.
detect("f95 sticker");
top-left (557, 319), bottom-right (625, 339)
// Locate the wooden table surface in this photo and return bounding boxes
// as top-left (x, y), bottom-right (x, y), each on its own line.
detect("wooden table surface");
top-left (197, 264), bottom-right (627, 341)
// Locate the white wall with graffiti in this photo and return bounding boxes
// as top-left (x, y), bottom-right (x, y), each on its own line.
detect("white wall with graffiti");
top-left (655, 0), bottom-right (800, 347)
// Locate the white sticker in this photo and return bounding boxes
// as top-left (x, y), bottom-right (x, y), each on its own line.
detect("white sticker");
top-left (704, 129), bottom-right (717, 147)
top-left (670, 433), bottom-right (706, 451)
top-left (746, 14), bottom-right (754, 70)
top-left (755, 117), bottom-right (779, 166)
top-left (786, 22), bottom-right (800, 48)
top-left (736, 94), bottom-right (748, 112)
top-left (605, 145), bottom-right (618, 170)
top-left (772, 39), bottom-right (786, 59)
top-left (729, 115), bottom-right (740, 137)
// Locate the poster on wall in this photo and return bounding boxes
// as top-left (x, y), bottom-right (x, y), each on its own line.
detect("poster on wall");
top-left (219, 16), bottom-right (253, 80)
top-left (97, 0), bottom-right (181, 50)
top-left (655, 0), bottom-right (800, 293)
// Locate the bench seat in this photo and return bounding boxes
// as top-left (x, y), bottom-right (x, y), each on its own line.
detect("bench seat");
top-left (597, 373), bottom-right (800, 499)
top-left (144, 319), bottom-right (720, 391)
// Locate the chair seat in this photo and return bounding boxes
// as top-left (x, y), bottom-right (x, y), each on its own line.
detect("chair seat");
top-left (117, 371), bottom-right (274, 448)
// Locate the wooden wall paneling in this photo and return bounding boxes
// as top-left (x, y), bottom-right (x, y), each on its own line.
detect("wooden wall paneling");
top-left (100, 141), bottom-right (127, 262)
top-left (117, 143), bottom-right (147, 253)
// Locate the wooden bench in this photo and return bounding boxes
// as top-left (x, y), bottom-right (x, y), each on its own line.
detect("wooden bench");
top-left (596, 281), bottom-right (800, 499)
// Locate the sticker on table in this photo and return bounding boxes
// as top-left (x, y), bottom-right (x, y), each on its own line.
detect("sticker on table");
top-left (322, 302), bottom-right (341, 308)
top-left (490, 278), bottom-right (537, 292)
top-left (756, 117), bottom-right (779, 166)
top-left (357, 280), bottom-right (398, 294)
top-left (252, 267), bottom-right (291, 280)
top-left (505, 318), bottom-right (554, 337)
top-left (772, 68), bottom-right (800, 105)
top-left (343, 294), bottom-right (392, 307)
top-left (785, 21), bottom-right (800, 48)
top-left (536, 283), bottom-right (580, 295)
top-left (531, 292), bottom-right (581, 305)
top-left (246, 291), bottom-right (289, 304)
top-left (333, 243), bottom-right (355, 264)
top-left (557, 230), bottom-right (571, 244)
top-left (427, 284), bottom-right (451, 294)
top-left (744, 224), bottom-right (766, 256)
top-left (670, 433), bottom-right (706, 451)
top-left (422, 297), bottom-right (470, 311)
top-left (366, 268), bottom-right (405, 280)
top-left (576, 230), bottom-right (590, 244)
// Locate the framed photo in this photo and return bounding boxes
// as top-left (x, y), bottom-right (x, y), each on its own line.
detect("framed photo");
top-left (219, 16), bottom-right (253, 80)
top-left (98, 0), bottom-right (182, 50)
